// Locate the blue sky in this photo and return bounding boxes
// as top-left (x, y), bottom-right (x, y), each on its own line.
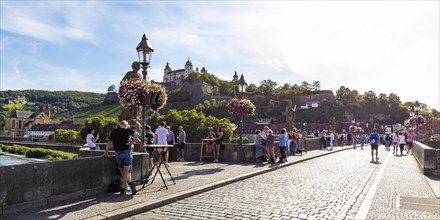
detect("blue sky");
top-left (1, 1), bottom-right (439, 110)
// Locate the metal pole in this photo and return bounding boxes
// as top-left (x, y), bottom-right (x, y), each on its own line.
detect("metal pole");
top-left (240, 112), bottom-right (244, 162)
top-left (141, 67), bottom-right (148, 148)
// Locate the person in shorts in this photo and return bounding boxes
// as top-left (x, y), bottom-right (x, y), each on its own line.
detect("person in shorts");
top-left (265, 129), bottom-right (276, 163)
top-left (369, 128), bottom-right (379, 163)
top-left (103, 120), bottom-right (140, 195)
top-left (144, 125), bottom-right (155, 171)
top-left (177, 126), bottom-right (186, 161)
top-left (406, 130), bottom-right (417, 154)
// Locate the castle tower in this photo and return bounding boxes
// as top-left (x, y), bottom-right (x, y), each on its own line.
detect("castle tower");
top-left (233, 69), bottom-right (238, 81)
top-left (184, 58), bottom-right (193, 78)
top-left (201, 66), bottom-right (207, 73)
top-left (163, 62), bottom-right (172, 82)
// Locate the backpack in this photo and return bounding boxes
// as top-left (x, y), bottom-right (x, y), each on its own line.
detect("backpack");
top-left (106, 179), bottom-right (122, 193)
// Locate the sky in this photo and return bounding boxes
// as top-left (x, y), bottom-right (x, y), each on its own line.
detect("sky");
top-left (1, 1), bottom-right (439, 110)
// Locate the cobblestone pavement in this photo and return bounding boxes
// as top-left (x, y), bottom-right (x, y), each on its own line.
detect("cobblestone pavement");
top-left (366, 152), bottom-right (440, 220)
top-left (0, 147), bottom-right (348, 220)
top-left (125, 147), bottom-right (389, 220)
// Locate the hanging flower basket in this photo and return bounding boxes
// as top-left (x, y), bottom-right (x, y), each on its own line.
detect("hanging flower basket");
top-left (407, 115), bottom-right (425, 126)
top-left (349, 125), bottom-right (362, 133)
top-left (226, 98), bottom-right (256, 115)
top-left (118, 78), bottom-right (167, 111)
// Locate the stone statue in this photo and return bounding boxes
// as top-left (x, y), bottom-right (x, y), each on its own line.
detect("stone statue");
top-left (285, 100), bottom-right (296, 128)
top-left (107, 85), bottom-right (116, 93)
top-left (118, 61), bottom-right (143, 124)
top-left (121, 61), bottom-right (142, 82)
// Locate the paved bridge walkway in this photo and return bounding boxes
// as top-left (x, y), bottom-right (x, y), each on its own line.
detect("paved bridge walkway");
top-left (1, 146), bottom-right (438, 220)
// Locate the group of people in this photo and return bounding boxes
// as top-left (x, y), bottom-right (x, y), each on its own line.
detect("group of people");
top-left (254, 126), bottom-right (303, 164)
top-left (87, 120), bottom-right (187, 195)
top-left (204, 126), bottom-right (224, 163)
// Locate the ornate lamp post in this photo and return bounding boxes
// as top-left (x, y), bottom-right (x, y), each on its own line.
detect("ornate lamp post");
top-left (136, 34), bottom-right (154, 147)
top-left (414, 100), bottom-right (420, 115)
top-left (237, 74), bottom-right (247, 161)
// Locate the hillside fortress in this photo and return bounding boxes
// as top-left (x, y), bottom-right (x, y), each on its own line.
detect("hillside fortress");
top-left (163, 59), bottom-right (208, 89)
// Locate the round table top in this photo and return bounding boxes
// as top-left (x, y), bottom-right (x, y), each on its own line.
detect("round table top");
top-left (144, 144), bottom-right (174, 148)
top-left (200, 138), bottom-right (216, 141)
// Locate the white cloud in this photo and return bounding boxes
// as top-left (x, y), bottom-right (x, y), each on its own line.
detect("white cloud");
top-left (0, 1), bottom-right (438, 110)
top-left (0, 1), bottom-right (100, 44)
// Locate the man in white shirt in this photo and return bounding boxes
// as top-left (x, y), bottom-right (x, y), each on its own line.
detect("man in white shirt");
top-left (155, 121), bottom-right (170, 165)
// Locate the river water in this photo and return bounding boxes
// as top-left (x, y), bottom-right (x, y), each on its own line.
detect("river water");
top-left (0, 154), bottom-right (33, 166)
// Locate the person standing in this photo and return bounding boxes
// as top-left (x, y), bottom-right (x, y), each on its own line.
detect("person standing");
top-left (86, 127), bottom-right (100, 150)
top-left (133, 122), bottom-right (143, 152)
top-left (385, 133), bottom-right (391, 152)
top-left (278, 128), bottom-right (288, 163)
top-left (261, 126), bottom-right (269, 160)
top-left (392, 131), bottom-right (399, 155)
top-left (254, 130), bottom-right (265, 162)
top-left (103, 120), bottom-right (140, 195)
top-left (347, 132), bottom-right (353, 149)
top-left (351, 133), bottom-right (357, 150)
top-left (291, 128), bottom-right (300, 155)
top-left (206, 127), bottom-right (216, 155)
top-left (176, 126), bottom-right (186, 162)
top-left (166, 126), bottom-right (175, 160)
top-left (406, 130), bottom-right (417, 154)
top-left (155, 121), bottom-right (170, 166)
top-left (266, 129), bottom-right (276, 163)
top-left (328, 130), bottom-right (335, 151)
top-left (369, 128), bottom-right (380, 163)
top-left (214, 126), bottom-right (224, 163)
top-left (360, 133), bottom-right (366, 150)
top-left (144, 125), bottom-right (155, 172)
top-left (398, 132), bottom-right (406, 156)
top-left (340, 131), bottom-right (346, 147)
top-left (320, 130), bottom-right (326, 150)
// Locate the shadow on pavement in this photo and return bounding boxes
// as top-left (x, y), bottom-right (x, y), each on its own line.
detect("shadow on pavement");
top-left (173, 168), bottom-right (224, 180)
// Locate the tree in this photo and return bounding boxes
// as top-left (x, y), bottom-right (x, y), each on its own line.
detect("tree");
top-left (80, 116), bottom-right (118, 142)
top-left (335, 86), bottom-right (359, 104)
top-left (148, 109), bottom-right (233, 143)
top-left (312, 81), bottom-right (321, 91)
top-left (258, 80), bottom-right (277, 94)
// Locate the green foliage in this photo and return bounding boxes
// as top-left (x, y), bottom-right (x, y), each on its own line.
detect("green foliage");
top-left (167, 88), bottom-right (191, 102)
top-left (195, 99), bottom-right (229, 119)
top-left (54, 129), bottom-right (81, 143)
top-left (230, 137), bottom-right (249, 144)
top-left (148, 109), bottom-right (233, 143)
top-left (80, 116), bottom-right (119, 142)
top-left (0, 100), bottom-right (25, 129)
top-left (0, 144), bottom-right (77, 160)
top-left (0, 90), bottom-right (105, 109)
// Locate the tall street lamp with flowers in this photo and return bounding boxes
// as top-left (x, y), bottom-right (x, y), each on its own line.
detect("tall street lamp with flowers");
top-left (226, 74), bottom-right (256, 161)
top-left (118, 34), bottom-right (167, 148)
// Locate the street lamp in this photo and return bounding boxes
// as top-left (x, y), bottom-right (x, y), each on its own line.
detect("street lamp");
top-left (136, 34), bottom-right (154, 148)
top-left (409, 107), bottom-right (415, 117)
top-left (414, 100), bottom-right (420, 115)
top-left (237, 74), bottom-right (247, 161)
top-left (136, 34), bottom-right (154, 80)
top-left (237, 74), bottom-right (247, 94)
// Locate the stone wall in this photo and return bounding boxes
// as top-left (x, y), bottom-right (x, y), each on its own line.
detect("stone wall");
top-left (168, 137), bottom-right (323, 162)
top-left (0, 151), bottom-right (148, 214)
top-left (413, 141), bottom-right (440, 176)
